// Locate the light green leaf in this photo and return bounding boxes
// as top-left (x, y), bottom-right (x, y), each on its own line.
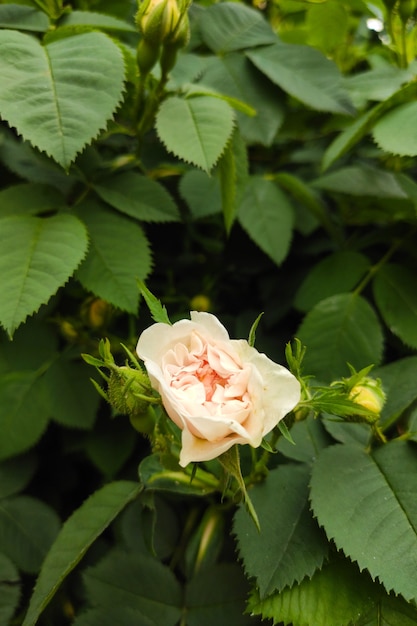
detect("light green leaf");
top-left (156, 95), bottom-right (235, 173)
top-left (237, 176), bottom-right (294, 266)
top-left (312, 165), bottom-right (408, 198)
top-left (0, 372), bottom-right (49, 461)
top-left (297, 293), bottom-right (384, 382)
top-left (59, 10), bottom-right (136, 32)
top-left (76, 202), bottom-right (152, 313)
top-left (0, 30), bottom-right (125, 168)
top-left (233, 464), bottom-right (328, 597)
top-left (249, 556), bottom-right (374, 626)
top-left (247, 43), bottom-right (354, 115)
top-left (138, 281), bottom-right (171, 325)
top-left (0, 453), bottom-right (37, 499)
top-left (0, 553), bottom-right (20, 625)
top-left (83, 550), bottom-right (181, 626)
top-left (373, 263), bottom-right (417, 349)
top-left (0, 213), bottom-right (88, 337)
top-left (372, 101), bottom-right (417, 156)
top-left (94, 172), bottom-right (180, 223)
top-left (0, 183), bottom-right (65, 217)
top-left (294, 251), bottom-right (371, 312)
top-left (322, 82), bottom-right (417, 171)
top-left (0, 496), bottom-right (60, 574)
top-left (43, 358), bottom-right (100, 429)
top-left (22, 480), bottom-right (141, 626)
top-left (310, 442), bottom-right (417, 602)
top-left (179, 170), bottom-right (221, 219)
top-left (306, 1), bottom-right (348, 53)
top-left (186, 564), bottom-right (252, 626)
top-left (0, 5), bottom-right (49, 31)
top-left (199, 54), bottom-right (284, 146)
top-left (198, 2), bottom-right (276, 53)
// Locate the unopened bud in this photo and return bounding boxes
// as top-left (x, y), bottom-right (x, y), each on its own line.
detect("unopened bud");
top-left (190, 293), bottom-right (211, 312)
top-left (398, 0), bottom-right (415, 21)
top-left (81, 297), bottom-right (112, 330)
top-left (348, 378), bottom-right (386, 423)
top-left (136, 0), bottom-right (182, 45)
top-left (107, 365), bottom-right (153, 417)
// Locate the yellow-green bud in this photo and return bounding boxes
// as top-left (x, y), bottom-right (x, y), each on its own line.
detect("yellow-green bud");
top-left (190, 293), bottom-right (211, 312)
top-left (136, 0), bottom-right (182, 45)
top-left (348, 378), bottom-right (386, 422)
top-left (398, 0), bottom-right (415, 21)
top-left (80, 297), bottom-right (112, 330)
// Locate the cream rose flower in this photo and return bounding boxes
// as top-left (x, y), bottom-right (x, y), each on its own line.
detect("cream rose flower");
top-left (136, 312), bottom-right (301, 467)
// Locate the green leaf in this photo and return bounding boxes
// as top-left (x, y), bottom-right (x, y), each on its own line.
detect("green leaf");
top-left (310, 442), bottom-right (417, 602)
top-left (322, 82), bottom-right (417, 171)
top-left (357, 593), bottom-right (417, 626)
top-left (306, 1), bottom-right (348, 54)
top-left (0, 5), bottom-right (49, 31)
top-left (179, 170), bottom-right (221, 219)
top-left (76, 202), bottom-right (152, 313)
top-left (138, 281), bottom-right (171, 325)
top-left (59, 10), bottom-right (136, 32)
top-left (198, 2), bottom-right (277, 53)
top-left (297, 293), bottom-right (384, 382)
top-left (0, 371), bottom-right (49, 461)
top-left (0, 30), bottom-right (125, 168)
top-left (0, 552), bottom-right (20, 625)
top-left (0, 213), bottom-right (88, 337)
top-left (94, 172), bottom-right (180, 223)
top-left (249, 556), bottom-right (374, 626)
top-left (237, 176), bottom-right (294, 266)
top-left (82, 549), bottom-right (182, 626)
top-left (372, 101), bottom-right (417, 156)
top-left (294, 251), bottom-right (371, 312)
top-left (199, 54), bottom-right (284, 146)
top-left (43, 358), bottom-right (100, 429)
top-left (0, 453), bottom-right (37, 499)
top-left (0, 496), bottom-right (60, 574)
top-left (84, 419), bottom-right (136, 478)
top-left (247, 43), bottom-right (354, 115)
top-left (373, 263), bottom-right (417, 349)
top-left (139, 455), bottom-right (217, 497)
top-left (218, 128), bottom-right (248, 233)
top-left (0, 183), bottom-right (65, 217)
top-left (22, 480), bottom-right (141, 626)
top-left (233, 464), bottom-right (328, 597)
top-left (312, 165), bottom-right (408, 198)
top-left (276, 414), bottom-right (331, 463)
top-left (156, 95), bottom-right (235, 173)
top-left (185, 563), bottom-right (253, 626)
top-left (72, 607), bottom-right (157, 626)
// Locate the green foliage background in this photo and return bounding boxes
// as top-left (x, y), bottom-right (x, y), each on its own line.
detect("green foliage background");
top-left (1, 0), bottom-right (417, 624)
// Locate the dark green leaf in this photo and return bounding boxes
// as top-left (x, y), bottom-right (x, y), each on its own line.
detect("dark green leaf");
top-left (0, 496), bottom-right (60, 574)
top-left (238, 176), bottom-right (294, 266)
top-left (0, 552), bottom-right (20, 625)
top-left (0, 5), bottom-right (49, 31)
top-left (276, 414), bottom-right (331, 463)
top-left (23, 481), bottom-right (141, 626)
top-left (373, 356), bottom-right (417, 427)
top-left (83, 550), bottom-right (181, 626)
top-left (373, 263), bottom-right (417, 349)
top-left (294, 251), bottom-right (370, 312)
top-left (372, 101), bottom-right (417, 156)
top-left (312, 165), bottom-right (408, 198)
top-left (94, 172), bottom-right (180, 223)
top-left (0, 453), bottom-right (37, 499)
top-left (310, 442), bottom-right (417, 602)
top-left (59, 10), bottom-right (136, 32)
top-left (72, 607), bottom-right (156, 626)
top-left (0, 183), bottom-right (64, 217)
top-left (179, 170), bottom-right (221, 219)
top-left (234, 464), bottom-right (328, 597)
top-left (297, 294), bottom-right (384, 382)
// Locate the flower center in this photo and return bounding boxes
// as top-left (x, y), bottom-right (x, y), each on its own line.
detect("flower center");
top-left (196, 361), bottom-right (227, 401)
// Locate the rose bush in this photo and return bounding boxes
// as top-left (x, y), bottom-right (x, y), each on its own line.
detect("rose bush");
top-left (136, 312), bottom-right (301, 466)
